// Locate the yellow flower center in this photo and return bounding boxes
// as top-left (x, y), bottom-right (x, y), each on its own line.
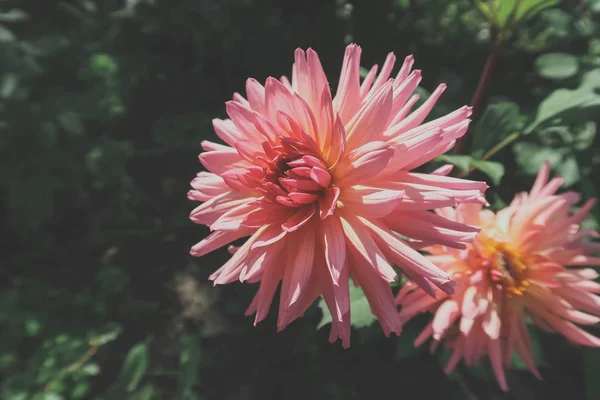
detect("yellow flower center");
top-left (468, 236), bottom-right (530, 298)
top-left (488, 241), bottom-right (529, 298)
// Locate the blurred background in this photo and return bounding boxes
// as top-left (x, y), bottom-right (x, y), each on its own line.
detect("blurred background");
top-left (1, 0), bottom-right (600, 399)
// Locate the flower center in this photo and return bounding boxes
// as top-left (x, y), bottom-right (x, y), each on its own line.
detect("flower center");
top-left (244, 139), bottom-right (333, 208)
top-left (488, 242), bottom-right (529, 298)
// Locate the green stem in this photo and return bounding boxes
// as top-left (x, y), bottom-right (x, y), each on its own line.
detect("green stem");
top-left (458, 131), bottom-right (520, 177)
top-left (454, 30), bottom-right (504, 155)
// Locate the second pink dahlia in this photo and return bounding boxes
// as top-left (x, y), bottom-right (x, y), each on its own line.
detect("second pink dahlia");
top-left (189, 44), bottom-right (487, 347)
top-left (397, 162), bottom-right (600, 390)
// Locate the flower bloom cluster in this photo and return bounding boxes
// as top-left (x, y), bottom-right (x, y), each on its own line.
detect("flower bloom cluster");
top-left (188, 44), bottom-right (487, 347)
top-left (397, 162), bottom-right (600, 391)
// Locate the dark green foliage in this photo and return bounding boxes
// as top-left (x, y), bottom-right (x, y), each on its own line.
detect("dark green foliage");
top-left (1, 0), bottom-right (600, 399)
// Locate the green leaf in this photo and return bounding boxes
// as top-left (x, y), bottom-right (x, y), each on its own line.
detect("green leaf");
top-left (526, 69), bottom-right (600, 134)
top-left (534, 53), bottom-right (579, 80)
top-left (128, 385), bottom-right (154, 400)
top-left (176, 335), bottom-right (201, 400)
top-left (471, 101), bottom-right (521, 158)
top-left (118, 342), bottom-right (149, 393)
top-left (25, 318), bottom-right (42, 336)
top-left (495, 0), bottom-right (519, 28)
top-left (470, 160), bottom-right (505, 185)
top-left (89, 324), bottom-right (122, 346)
top-left (0, 9), bottom-right (29, 22)
top-left (515, 0), bottom-right (560, 22)
top-left (513, 142), bottom-right (567, 175)
top-left (435, 155), bottom-right (473, 173)
top-left (0, 24), bottom-right (15, 42)
top-left (317, 282), bottom-right (376, 330)
top-left (555, 155), bottom-right (580, 187)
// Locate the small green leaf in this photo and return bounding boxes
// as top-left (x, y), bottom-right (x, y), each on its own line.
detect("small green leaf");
top-left (82, 363), bottom-right (100, 376)
top-left (526, 69), bottom-right (600, 134)
top-left (471, 101), bottom-right (521, 158)
top-left (25, 318), bottom-right (42, 336)
top-left (118, 342), bottom-right (149, 393)
top-left (470, 160), bottom-right (505, 185)
top-left (556, 156), bottom-right (580, 187)
top-left (0, 24), bottom-right (15, 42)
top-left (128, 385), bottom-right (154, 400)
top-left (495, 0), bottom-right (519, 28)
top-left (0, 9), bottom-right (29, 22)
top-left (176, 335), bottom-right (201, 400)
top-left (515, 0), bottom-right (560, 22)
top-left (513, 142), bottom-right (567, 175)
top-left (435, 155), bottom-right (473, 173)
top-left (317, 282), bottom-right (377, 329)
top-left (534, 53), bottom-right (579, 80)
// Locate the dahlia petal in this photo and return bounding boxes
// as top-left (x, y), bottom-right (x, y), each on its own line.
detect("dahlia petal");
top-left (340, 186), bottom-right (404, 218)
top-left (333, 44), bottom-right (362, 123)
top-left (225, 101), bottom-right (265, 142)
top-left (432, 300), bottom-right (460, 339)
top-left (282, 227), bottom-right (316, 307)
top-left (514, 319), bottom-right (543, 379)
top-left (339, 215), bottom-right (397, 283)
top-left (488, 339), bottom-right (509, 392)
top-left (212, 118), bottom-right (244, 146)
top-left (190, 192), bottom-right (252, 225)
top-left (359, 64), bottom-right (378, 97)
top-left (325, 115), bottom-right (346, 168)
top-left (345, 81), bottom-right (394, 149)
top-left (319, 186), bottom-right (340, 219)
top-left (321, 216), bottom-right (346, 286)
top-left (396, 55), bottom-right (415, 82)
top-left (350, 256), bottom-right (402, 336)
top-left (245, 78), bottom-right (266, 114)
top-left (483, 308), bottom-right (501, 340)
top-left (544, 314), bottom-right (600, 347)
top-left (335, 141), bottom-right (394, 187)
top-left (265, 77), bottom-right (316, 137)
top-left (210, 201), bottom-right (260, 231)
top-left (362, 217), bottom-right (455, 293)
top-left (292, 48), bottom-right (328, 115)
top-left (190, 171), bottom-right (230, 200)
top-left (309, 167), bottom-right (332, 187)
top-left (242, 207), bottom-right (289, 228)
top-left (288, 192), bottom-right (319, 204)
top-left (393, 83), bottom-right (447, 133)
top-left (282, 205), bottom-right (316, 232)
top-left (400, 269), bottom-right (436, 299)
top-left (444, 342), bottom-right (464, 374)
top-left (198, 149), bottom-right (251, 175)
top-left (251, 224), bottom-right (288, 249)
top-left (211, 232), bottom-right (259, 285)
top-left (370, 52), bottom-right (396, 94)
top-left (414, 323), bottom-right (434, 347)
top-left (246, 253), bottom-right (285, 325)
top-left (190, 229), bottom-right (253, 257)
top-left (386, 210), bottom-right (479, 249)
top-left (431, 164), bottom-right (454, 176)
top-left (388, 70), bottom-right (423, 126)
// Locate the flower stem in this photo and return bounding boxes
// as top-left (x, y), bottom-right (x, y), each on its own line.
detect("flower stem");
top-left (458, 131), bottom-right (520, 178)
top-left (454, 31), bottom-right (503, 155)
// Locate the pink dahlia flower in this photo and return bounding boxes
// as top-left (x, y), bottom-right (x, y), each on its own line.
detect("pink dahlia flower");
top-left (397, 162), bottom-right (600, 390)
top-left (188, 44), bottom-right (487, 347)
